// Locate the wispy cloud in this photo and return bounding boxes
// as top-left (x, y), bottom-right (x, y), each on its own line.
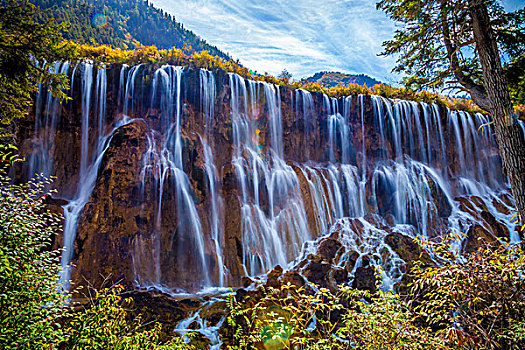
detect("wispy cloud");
top-left (150, 0), bottom-right (522, 82)
top-left (149, 0), bottom-right (399, 82)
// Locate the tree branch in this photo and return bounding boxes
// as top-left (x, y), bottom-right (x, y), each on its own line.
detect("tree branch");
top-left (440, 0), bottom-right (491, 111)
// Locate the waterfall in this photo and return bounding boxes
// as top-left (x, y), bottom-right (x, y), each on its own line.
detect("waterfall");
top-left (199, 68), bottom-right (225, 286)
top-left (200, 69), bottom-right (216, 132)
top-left (330, 217), bottom-right (405, 291)
top-left (201, 137), bottom-right (225, 286)
top-left (58, 63), bottom-right (132, 291)
top-left (118, 64), bottom-right (129, 110)
top-left (229, 73), bottom-right (310, 276)
top-left (290, 92), bottom-right (509, 284)
top-left (28, 61), bottom-right (70, 179)
top-left (59, 117), bottom-right (131, 291)
top-left (297, 89), bottom-right (315, 159)
top-left (123, 64), bottom-right (143, 116)
top-left (79, 62), bottom-right (93, 178)
top-left (175, 299), bottom-right (225, 349)
top-left (24, 63), bottom-right (517, 294)
top-left (325, 94), bottom-right (350, 164)
top-left (133, 66), bottom-right (210, 290)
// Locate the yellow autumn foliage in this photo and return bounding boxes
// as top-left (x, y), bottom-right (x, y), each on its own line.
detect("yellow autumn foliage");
top-left (67, 41), bottom-right (501, 114)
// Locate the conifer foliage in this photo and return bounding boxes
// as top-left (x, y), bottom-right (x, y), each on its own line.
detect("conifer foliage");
top-left (31, 0), bottom-right (231, 60)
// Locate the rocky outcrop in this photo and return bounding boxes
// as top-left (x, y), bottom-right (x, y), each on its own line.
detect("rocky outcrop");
top-left (73, 120), bottom-right (148, 289)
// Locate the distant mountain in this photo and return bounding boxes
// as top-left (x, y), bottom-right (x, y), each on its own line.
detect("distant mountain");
top-left (303, 71), bottom-right (383, 88)
top-left (31, 0), bottom-right (231, 60)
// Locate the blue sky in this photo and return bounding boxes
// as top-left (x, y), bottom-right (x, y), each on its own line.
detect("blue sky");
top-left (150, 0), bottom-right (524, 83)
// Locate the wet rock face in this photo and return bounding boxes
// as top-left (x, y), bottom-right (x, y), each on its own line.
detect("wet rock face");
top-left (317, 238), bottom-right (342, 263)
top-left (351, 266), bottom-right (377, 294)
top-left (16, 63), bottom-right (515, 295)
top-left (456, 195), bottom-right (513, 254)
top-left (72, 120), bottom-right (148, 289)
top-left (278, 215), bottom-right (399, 293)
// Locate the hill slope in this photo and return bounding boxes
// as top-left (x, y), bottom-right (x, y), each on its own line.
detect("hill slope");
top-left (32, 0), bottom-right (231, 60)
top-left (303, 71), bottom-right (383, 88)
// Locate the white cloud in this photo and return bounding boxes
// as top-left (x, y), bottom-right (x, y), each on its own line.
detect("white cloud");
top-left (149, 0), bottom-right (400, 82)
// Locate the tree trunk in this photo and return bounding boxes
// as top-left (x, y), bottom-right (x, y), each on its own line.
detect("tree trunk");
top-left (468, 0), bottom-right (525, 226)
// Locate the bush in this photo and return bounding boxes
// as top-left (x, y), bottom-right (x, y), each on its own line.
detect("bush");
top-left (227, 234), bottom-right (525, 350)
top-left (0, 172), bottom-right (66, 349)
top-left (410, 235), bottom-right (525, 349)
top-left (63, 285), bottom-right (192, 350)
top-left (0, 171), bottom-right (191, 349)
top-left (227, 282), bottom-right (448, 350)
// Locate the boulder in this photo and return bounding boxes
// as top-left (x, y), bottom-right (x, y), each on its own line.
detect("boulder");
top-left (351, 266), bottom-right (377, 293)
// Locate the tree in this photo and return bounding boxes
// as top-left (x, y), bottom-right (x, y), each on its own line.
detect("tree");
top-left (506, 54), bottom-right (525, 104)
top-left (377, 0), bottom-right (525, 223)
top-left (278, 68), bottom-right (293, 83)
top-left (0, 0), bottom-right (71, 129)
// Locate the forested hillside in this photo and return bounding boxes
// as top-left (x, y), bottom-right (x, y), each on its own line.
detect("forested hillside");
top-left (31, 0), bottom-right (231, 60)
top-left (303, 71), bottom-right (383, 88)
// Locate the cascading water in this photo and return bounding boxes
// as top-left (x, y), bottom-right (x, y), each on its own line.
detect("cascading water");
top-left (26, 61), bottom-right (134, 291)
top-left (60, 63), bottom-right (137, 291)
top-left (122, 64), bottom-right (143, 117)
top-left (23, 62), bottom-right (521, 297)
top-left (79, 62), bottom-right (94, 178)
top-left (199, 68), bottom-right (225, 286)
top-left (290, 93), bottom-right (513, 285)
top-left (132, 65), bottom-right (210, 291)
top-left (200, 137), bottom-right (225, 286)
top-left (229, 73), bottom-right (310, 277)
top-left (325, 94), bottom-right (350, 164)
top-left (295, 89), bottom-right (315, 159)
top-left (28, 61), bottom-right (70, 179)
top-left (175, 299), bottom-right (225, 350)
top-left (200, 69), bottom-right (216, 132)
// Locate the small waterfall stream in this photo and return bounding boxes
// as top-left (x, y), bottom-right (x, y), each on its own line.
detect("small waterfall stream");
top-left (200, 68), bottom-right (225, 287)
top-left (28, 61), bottom-right (70, 179)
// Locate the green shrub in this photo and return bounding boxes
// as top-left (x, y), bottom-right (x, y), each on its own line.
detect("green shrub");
top-left (63, 285), bottom-right (192, 350)
top-left (0, 171), bottom-right (191, 349)
top-left (227, 234), bottom-right (525, 350)
top-left (410, 235), bottom-right (525, 349)
top-left (0, 173), bottom-right (66, 349)
top-left (227, 282), bottom-right (448, 350)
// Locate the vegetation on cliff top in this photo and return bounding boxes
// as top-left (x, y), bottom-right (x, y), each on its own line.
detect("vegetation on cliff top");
top-left (68, 41), bottom-right (495, 115)
top-left (302, 71), bottom-right (384, 88)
